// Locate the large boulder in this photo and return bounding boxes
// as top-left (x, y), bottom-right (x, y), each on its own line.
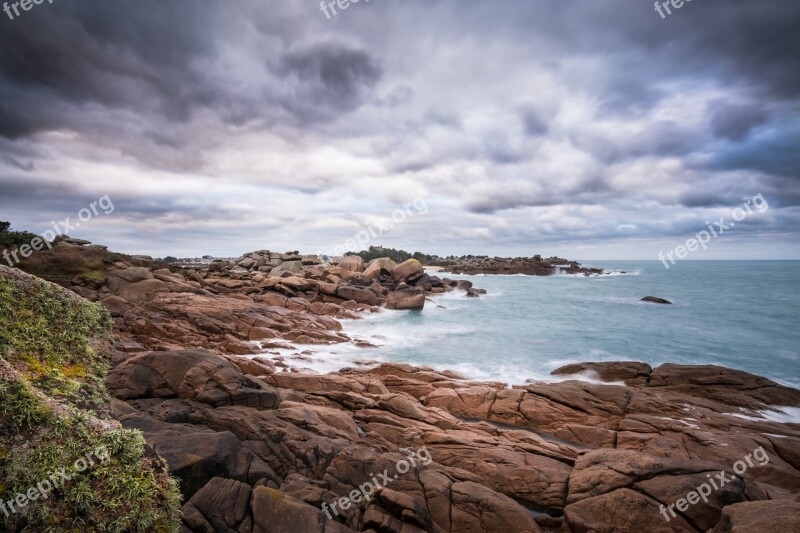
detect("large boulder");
top-left (181, 478), bottom-right (254, 532)
top-left (237, 257), bottom-right (258, 269)
top-left (119, 413), bottom-right (276, 499)
top-left (336, 285), bottom-right (379, 306)
top-left (100, 294), bottom-right (132, 316)
top-left (337, 256), bottom-right (364, 273)
top-left (282, 260), bottom-right (303, 272)
top-left (117, 278), bottom-right (170, 303)
top-left (113, 266), bottom-right (154, 283)
top-left (564, 449), bottom-right (753, 532)
top-left (386, 286), bottom-right (425, 310)
top-left (363, 257), bottom-right (397, 279)
top-left (392, 259), bottom-right (424, 283)
top-left (712, 500), bottom-right (800, 532)
top-left (106, 349), bottom-right (293, 409)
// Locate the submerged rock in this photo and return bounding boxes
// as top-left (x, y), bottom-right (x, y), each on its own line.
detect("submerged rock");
top-left (641, 295), bottom-right (673, 304)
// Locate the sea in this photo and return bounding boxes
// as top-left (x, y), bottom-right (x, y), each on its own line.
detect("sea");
top-left (259, 261), bottom-right (800, 391)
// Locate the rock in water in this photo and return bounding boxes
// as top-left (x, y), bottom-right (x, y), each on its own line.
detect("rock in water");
top-left (392, 258), bottom-right (424, 283)
top-left (641, 295), bottom-right (672, 304)
top-left (386, 286), bottom-right (426, 310)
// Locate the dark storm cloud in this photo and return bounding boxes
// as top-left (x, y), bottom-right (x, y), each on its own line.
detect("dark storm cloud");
top-left (707, 122), bottom-right (800, 181)
top-left (275, 42), bottom-right (382, 122)
top-left (0, 0), bottom-right (381, 140)
top-left (0, 176), bottom-right (80, 203)
top-left (708, 101), bottom-right (769, 142)
top-left (677, 190), bottom-right (765, 210)
top-left (0, 1), bottom-right (230, 135)
top-left (683, 1), bottom-right (800, 100)
top-left (464, 179), bottom-right (612, 215)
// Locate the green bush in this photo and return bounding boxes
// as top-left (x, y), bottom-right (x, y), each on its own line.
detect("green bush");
top-left (0, 221), bottom-right (42, 250)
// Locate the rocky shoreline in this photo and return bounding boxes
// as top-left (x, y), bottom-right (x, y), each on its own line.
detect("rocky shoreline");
top-left (438, 255), bottom-right (604, 276)
top-left (12, 238), bottom-right (495, 356)
top-left (2, 239), bottom-right (799, 532)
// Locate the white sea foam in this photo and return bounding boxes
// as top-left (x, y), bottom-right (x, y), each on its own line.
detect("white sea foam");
top-left (602, 269), bottom-right (642, 277)
top-left (726, 406), bottom-right (800, 424)
top-left (241, 263), bottom-right (799, 391)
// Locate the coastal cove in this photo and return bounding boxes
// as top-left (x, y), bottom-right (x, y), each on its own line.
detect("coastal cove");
top-left (4, 243), bottom-right (800, 531)
top-left (264, 261), bottom-right (800, 389)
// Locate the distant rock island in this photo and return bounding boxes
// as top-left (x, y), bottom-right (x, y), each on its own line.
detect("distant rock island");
top-left (438, 254), bottom-right (604, 276)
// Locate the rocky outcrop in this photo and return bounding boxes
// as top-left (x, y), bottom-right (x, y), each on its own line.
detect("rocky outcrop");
top-left (107, 350), bottom-right (564, 532)
top-left (100, 344), bottom-right (800, 532)
top-left (440, 255), bottom-right (604, 276)
top-left (16, 242), bottom-right (484, 357)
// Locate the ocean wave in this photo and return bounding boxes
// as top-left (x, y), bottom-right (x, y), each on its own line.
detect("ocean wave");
top-left (603, 269), bottom-right (642, 276)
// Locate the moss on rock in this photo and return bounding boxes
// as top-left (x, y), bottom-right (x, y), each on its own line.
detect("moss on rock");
top-left (0, 265), bottom-right (181, 532)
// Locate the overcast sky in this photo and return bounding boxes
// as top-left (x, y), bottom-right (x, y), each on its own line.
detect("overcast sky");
top-left (1, 0), bottom-right (798, 260)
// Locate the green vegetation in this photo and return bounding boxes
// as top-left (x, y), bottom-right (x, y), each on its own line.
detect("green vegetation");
top-left (347, 245), bottom-right (449, 265)
top-left (0, 380), bottom-right (52, 434)
top-left (0, 274), bottom-right (111, 406)
top-left (0, 267), bottom-right (182, 532)
top-left (346, 246), bottom-right (493, 266)
top-left (0, 221), bottom-right (41, 250)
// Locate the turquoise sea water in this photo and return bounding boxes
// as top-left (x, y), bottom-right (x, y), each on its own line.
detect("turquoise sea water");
top-left (274, 261), bottom-right (800, 389)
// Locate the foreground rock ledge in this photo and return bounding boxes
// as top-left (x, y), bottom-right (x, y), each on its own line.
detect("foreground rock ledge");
top-left (106, 352), bottom-right (800, 532)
